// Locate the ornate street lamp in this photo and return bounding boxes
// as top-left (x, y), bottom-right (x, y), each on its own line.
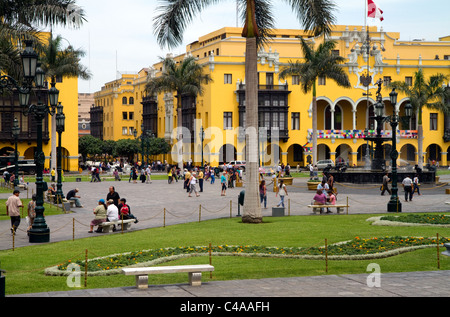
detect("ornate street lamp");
top-left (0, 40), bottom-right (58, 242)
top-left (11, 118), bottom-right (20, 187)
top-left (385, 88), bottom-right (411, 212)
top-left (199, 126), bottom-right (205, 168)
top-left (55, 103), bottom-right (65, 202)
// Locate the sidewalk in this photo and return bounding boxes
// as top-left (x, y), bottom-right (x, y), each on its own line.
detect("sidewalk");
top-left (8, 270), bottom-right (450, 298)
top-left (1, 175), bottom-right (449, 250)
top-left (2, 174), bottom-right (450, 298)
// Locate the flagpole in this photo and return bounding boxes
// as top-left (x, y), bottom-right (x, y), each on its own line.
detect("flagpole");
top-left (364, 0), bottom-right (367, 31)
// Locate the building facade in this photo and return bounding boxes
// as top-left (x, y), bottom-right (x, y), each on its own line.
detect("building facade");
top-left (94, 25), bottom-right (450, 168)
top-left (0, 75), bottom-right (79, 172)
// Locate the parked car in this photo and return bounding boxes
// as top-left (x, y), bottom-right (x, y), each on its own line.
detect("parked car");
top-left (316, 159), bottom-right (334, 170)
top-left (219, 160), bottom-right (246, 171)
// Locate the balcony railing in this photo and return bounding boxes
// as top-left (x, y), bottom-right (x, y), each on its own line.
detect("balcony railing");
top-left (237, 84), bottom-right (289, 91)
top-left (307, 129), bottom-right (418, 139)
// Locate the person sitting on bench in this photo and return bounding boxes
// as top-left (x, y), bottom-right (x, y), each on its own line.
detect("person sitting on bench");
top-left (118, 198), bottom-right (139, 223)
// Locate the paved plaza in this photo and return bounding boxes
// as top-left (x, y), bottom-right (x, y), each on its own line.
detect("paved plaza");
top-left (2, 173), bottom-right (450, 298)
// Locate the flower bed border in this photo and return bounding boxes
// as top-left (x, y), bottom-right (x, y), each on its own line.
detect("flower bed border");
top-left (45, 239), bottom-right (444, 277)
top-left (367, 216), bottom-right (450, 228)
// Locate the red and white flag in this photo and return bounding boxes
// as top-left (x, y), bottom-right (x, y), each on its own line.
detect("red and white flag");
top-left (367, 0), bottom-right (384, 21)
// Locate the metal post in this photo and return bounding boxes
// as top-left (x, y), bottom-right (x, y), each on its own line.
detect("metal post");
top-left (28, 105), bottom-right (50, 243)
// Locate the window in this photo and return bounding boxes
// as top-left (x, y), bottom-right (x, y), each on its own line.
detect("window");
top-left (405, 76), bottom-right (412, 86)
top-left (122, 112), bottom-right (128, 120)
top-left (318, 76), bottom-right (326, 85)
top-left (122, 97), bottom-right (127, 105)
top-left (383, 76), bottom-right (392, 86)
top-left (291, 112), bottom-right (300, 130)
top-left (292, 75), bottom-right (300, 85)
top-left (223, 112), bottom-right (232, 130)
top-left (224, 74), bottom-right (232, 84)
top-left (129, 112), bottom-right (134, 120)
top-left (430, 113), bottom-right (438, 130)
top-left (266, 73), bottom-right (274, 87)
top-left (129, 127), bottom-right (134, 135)
top-left (129, 97), bottom-right (134, 105)
top-left (122, 127), bottom-right (128, 135)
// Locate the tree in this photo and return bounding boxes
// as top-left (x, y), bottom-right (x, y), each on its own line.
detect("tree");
top-left (148, 137), bottom-right (171, 157)
top-left (78, 135), bottom-right (102, 161)
top-left (0, 0), bottom-right (86, 77)
top-left (389, 68), bottom-right (450, 169)
top-left (279, 38), bottom-right (351, 165)
top-left (145, 55), bottom-right (212, 170)
top-left (153, 0), bottom-right (337, 223)
top-left (101, 139), bottom-right (116, 162)
top-left (114, 139), bottom-right (140, 163)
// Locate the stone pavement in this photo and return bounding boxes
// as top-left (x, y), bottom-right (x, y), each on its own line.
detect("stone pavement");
top-left (2, 173), bottom-right (450, 298)
top-left (8, 270), bottom-right (450, 299)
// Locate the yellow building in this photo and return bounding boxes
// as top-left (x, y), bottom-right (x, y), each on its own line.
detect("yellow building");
top-left (94, 25), bottom-right (450, 168)
top-left (0, 38), bottom-right (80, 172)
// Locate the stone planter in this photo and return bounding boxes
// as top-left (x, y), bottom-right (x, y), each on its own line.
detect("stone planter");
top-left (307, 181), bottom-right (320, 191)
top-left (279, 177), bottom-right (293, 185)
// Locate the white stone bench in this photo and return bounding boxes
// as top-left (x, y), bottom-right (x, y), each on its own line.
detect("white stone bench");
top-left (307, 204), bottom-right (349, 214)
top-left (99, 219), bottom-right (135, 233)
top-left (122, 264), bottom-right (215, 289)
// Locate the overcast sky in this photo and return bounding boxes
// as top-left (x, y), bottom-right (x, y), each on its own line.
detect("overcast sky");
top-left (51, 0), bottom-right (450, 93)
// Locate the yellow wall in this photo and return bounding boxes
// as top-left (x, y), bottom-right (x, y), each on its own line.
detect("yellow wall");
top-left (95, 25), bottom-right (450, 167)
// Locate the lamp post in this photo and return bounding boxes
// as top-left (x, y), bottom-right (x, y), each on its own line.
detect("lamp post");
top-left (0, 40), bottom-right (57, 242)
top-left (384, 88), bottom-right (412, 212)
top-left (55, 103), bottom-right (65, 202)
top-left (21, 41), bottom-right (58, 242)
top-left (26, 65), bottom-right (59, 243)
top-left (199, 126), bottom-right (205, 168)
top-left (11, 118), bottom-right (20, 187)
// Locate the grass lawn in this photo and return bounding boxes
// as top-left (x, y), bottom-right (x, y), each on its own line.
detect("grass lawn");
top-left (1, 212), bottom-right (450, 295)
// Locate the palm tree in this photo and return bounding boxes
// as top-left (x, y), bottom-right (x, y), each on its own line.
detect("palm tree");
top-left (145, 55), bottom-right (212, 170)
top-left (279, 38), bottom-right (351, 166)
top-left (0, 0), bottom-right (86, 76)
top-left (153, 0), bottom-right (337, 224)
top-left (389, 68), bottom-right (450, 169)
top-left (40, 32), bottom-right (91, 174)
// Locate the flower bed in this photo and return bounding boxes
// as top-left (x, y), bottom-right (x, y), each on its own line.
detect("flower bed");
top-left (46, 236), bottom-right (450, 276)
top-left (368, 215), bottom-right (450, 228)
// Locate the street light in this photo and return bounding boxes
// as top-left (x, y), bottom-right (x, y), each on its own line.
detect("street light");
top-left (17, 45), bottom-right (59, 243)
top-left (199, 126), bottom-right (205, 168)
top-left (384, 88), bottom-right (411, 212)
top-left (55, 103), bottom-right (65, 202)
top-left (11, 118), bottom-right (20, 187)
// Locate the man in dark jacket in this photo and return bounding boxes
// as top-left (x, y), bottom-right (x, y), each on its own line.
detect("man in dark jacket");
top-left (106, 186), bottom-right (120, 207)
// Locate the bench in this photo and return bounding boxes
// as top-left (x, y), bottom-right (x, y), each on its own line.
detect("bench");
top-left (122, 264), bottom-right (215, 289)
top-left (307, 204), bottom-right (349, 214)
top-left (99, 219), bottom-right (135, 233)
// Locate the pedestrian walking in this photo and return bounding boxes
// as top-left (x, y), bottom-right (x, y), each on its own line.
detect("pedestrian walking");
top-left (6, 189), bottom-right (23, 235)
top-left (145, 165), bottom-right (152, 183)
top-left (381, 172), bottom-right (392, 195)
top-left (402, 175), bottom-right (413, 201)
top-left (198, 169), bottom-right (204, 192)
top-left (188, 172), bottom-right (200, 197)
top-left (259, 180), bottom-right (267, 209)
top-left (221, 172), bottom-right (227, 196)
top-left (413, 174), bottom-right (421, 196)
top-left (276, 180), bottom-right (288, 208)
